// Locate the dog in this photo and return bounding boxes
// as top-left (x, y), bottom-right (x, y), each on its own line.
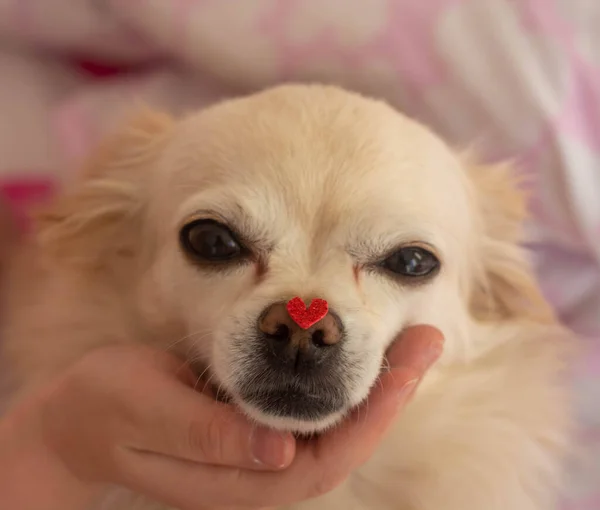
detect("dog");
top-left (1, 84), bottom-right (573, 509)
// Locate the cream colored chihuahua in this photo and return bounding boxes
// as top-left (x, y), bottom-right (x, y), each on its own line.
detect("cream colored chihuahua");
top-left (2, 85), bottom-right (572, 510)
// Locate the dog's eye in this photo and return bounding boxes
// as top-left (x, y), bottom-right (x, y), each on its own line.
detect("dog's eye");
top-left (382, 247), bottom-right (439, 278)
top-left (180, 220), bottom-right (243, 262)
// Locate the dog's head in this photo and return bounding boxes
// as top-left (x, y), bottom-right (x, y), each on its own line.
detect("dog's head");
top-left (37, 85), bottom-right (552, 433)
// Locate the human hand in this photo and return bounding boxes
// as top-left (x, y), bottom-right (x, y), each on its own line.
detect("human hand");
top-left (2, 325), bottom-right (443, 510)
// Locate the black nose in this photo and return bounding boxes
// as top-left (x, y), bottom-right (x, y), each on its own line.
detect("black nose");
top-left (257, 301), bottom-right (344, 373)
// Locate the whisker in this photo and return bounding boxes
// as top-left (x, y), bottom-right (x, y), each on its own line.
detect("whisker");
top-left (162, 328), bottom-right (213, 354)
top-left (189, 356), bottom-right (213, 391)
top-left (215, 381), bottom-right (226, 402)
top-left (381, 357), bottom-right (391, 373)
top-left (193, 363), bottom-right (213, 387)
top-left (203, 371), bottom-right (216, 393)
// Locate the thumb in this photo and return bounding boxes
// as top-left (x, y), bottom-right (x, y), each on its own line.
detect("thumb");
top-left (384, 325), bottom-right (444, 403)
top-left (309, 325), bottom-right (444, 473)
top-left (386, 325), bottom-right (444, 374)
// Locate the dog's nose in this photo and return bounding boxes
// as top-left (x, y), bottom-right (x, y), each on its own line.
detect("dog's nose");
top-left (258, 302), bottom-right (343, 371)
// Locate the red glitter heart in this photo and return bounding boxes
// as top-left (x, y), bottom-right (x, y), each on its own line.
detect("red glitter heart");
top-left (286, 297), bottom-right (329, 330)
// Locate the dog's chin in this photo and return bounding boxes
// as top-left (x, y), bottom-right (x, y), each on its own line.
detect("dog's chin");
top-left (192, 365), bottom-right (349, 433)
top-left (234, 397), bottom-right (348, 434)
top-left (231, 378), bottom-right (351, 434)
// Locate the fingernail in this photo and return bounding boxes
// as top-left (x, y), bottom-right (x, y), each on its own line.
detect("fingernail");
top-left (422, 337), bottom-right (444, 369)
top-left (398, 378), bottom-right (419, 401)
top-left (406, 336), bottom-right (444, 373)
top-left (250, 427), bottom-right (293, 469)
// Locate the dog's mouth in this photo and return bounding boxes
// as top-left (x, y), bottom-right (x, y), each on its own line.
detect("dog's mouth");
top-left (207, 378), bottom-right (345, 421)
top-left (239, 385), bottom-right (346, 421)
top-left (190, 360), bottom-right (347, 428)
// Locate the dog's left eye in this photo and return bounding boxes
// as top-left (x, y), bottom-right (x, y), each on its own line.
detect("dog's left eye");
top-left (382, 247), bottom-right (439, 278)
top-left (180, 220), bottom-right (243, 262)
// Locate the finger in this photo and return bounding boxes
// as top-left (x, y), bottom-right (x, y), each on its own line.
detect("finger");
top-left (123, 364), bottom-right (295, 471)
top-left (274, 325), bottom-right (445, 492)
top-left (115, 327), bottom-right (444, 509)
top-left (117, 447), bottom-right (341, 509)
top-left (342, 325), bottom-right (444, 436)
top-left (385, 324), bottom-right (445, 373)
top-left (115, 449), bottom-right (281, 509)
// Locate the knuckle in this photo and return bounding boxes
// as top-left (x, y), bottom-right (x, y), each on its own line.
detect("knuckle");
top-left (187, 413), bottom-right (225, 463)
top-left (310, 471), bottom-right (346, 498)
top-left (107, 444), bottom-right (131, 484)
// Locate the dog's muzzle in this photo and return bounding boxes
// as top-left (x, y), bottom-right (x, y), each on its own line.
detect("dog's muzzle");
top-left (237, 299), bottom-right (348, 420)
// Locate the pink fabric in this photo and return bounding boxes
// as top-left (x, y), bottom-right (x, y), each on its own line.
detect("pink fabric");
top-left (0, 178), bottom-right (55, 232)
top-left (0, 0), bottom-right (597, 507)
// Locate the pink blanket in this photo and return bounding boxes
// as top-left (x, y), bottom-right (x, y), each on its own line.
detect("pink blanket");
top-left (0, 1), bottom-right (597, 507)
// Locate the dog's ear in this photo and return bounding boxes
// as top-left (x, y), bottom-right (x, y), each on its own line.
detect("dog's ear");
top-left (34, 109), bottom-right (173, 265)
top-left (464, 155), bottom-right (554, 323)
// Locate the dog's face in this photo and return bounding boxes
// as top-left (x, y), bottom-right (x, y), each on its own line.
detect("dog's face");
top-left (39, 85), bottom-right (550, 433)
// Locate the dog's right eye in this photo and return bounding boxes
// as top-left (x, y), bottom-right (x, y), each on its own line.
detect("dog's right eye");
top-left (180, 220), bottom-right (244, 262)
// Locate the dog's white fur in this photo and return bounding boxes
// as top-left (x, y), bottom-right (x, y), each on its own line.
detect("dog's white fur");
top-left (2, 85), bottom-right (573, 509)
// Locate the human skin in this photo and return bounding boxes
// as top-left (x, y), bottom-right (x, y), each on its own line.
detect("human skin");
top-left (0, 205), bottom-right (443, 510)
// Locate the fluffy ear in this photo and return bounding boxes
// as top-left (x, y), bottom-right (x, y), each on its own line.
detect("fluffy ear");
top-left (34, 109), bottom-right (173, 265)
top-left (464, 155), bottom-right (555, 323)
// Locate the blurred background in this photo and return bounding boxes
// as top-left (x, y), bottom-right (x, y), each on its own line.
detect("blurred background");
top-left (0, 1), bottom-right (597, 508)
